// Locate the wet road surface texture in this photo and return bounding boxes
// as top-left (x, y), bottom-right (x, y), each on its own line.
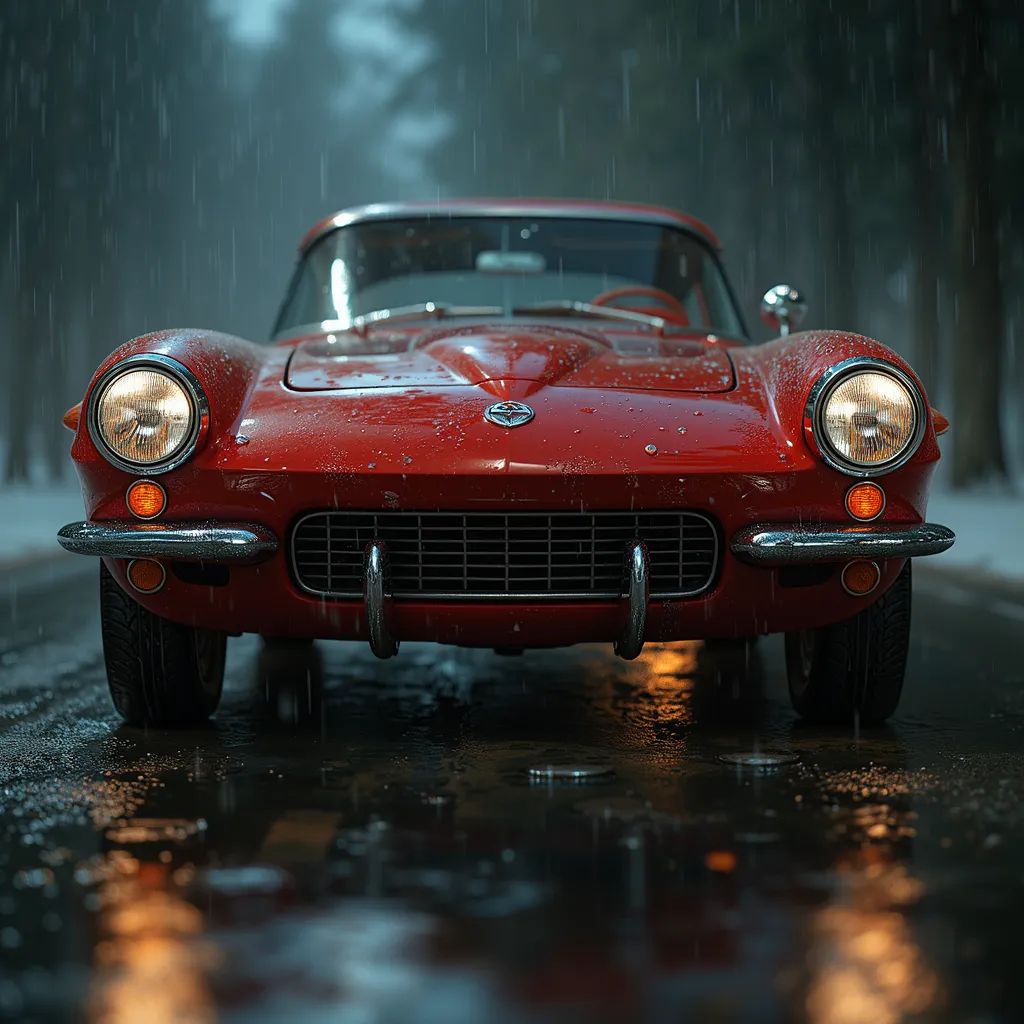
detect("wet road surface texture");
top-left (1, 558), bottom-right (1024, 1022)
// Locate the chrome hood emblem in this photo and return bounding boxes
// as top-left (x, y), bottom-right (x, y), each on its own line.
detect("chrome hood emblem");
top-left (484, 400), bottom-right (535, 428)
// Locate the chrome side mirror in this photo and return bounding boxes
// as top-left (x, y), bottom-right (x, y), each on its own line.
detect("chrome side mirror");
top-left (760, 284), bottom-right (808, 337)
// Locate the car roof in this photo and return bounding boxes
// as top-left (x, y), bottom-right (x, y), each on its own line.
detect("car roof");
top-left (299, 198), bottom-right (722, 253)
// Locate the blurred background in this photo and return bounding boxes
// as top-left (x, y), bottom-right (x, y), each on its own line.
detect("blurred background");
top-left (1, 0), bottom-right (1022, 492)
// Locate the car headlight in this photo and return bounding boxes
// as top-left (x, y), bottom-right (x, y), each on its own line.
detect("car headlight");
top-left (808, 359), bottom-right (925, 475)
top-left (90, 356), bottom-right (208, 472)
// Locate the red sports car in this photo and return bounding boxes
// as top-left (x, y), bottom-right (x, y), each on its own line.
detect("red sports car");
top-left (58, 199), bottom-right (954, 727)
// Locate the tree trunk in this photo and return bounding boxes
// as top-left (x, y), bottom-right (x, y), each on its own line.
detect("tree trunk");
top-left (43, 315), bottom-right (68, 482)
top-left (908, 7), bottom-right (942, 399)
top-left (948, 0), bottom-right (1007, 488)
top-left (4, 291), bottom-right (38, 484)
top-left (804, 15), bottom-right (857, 330)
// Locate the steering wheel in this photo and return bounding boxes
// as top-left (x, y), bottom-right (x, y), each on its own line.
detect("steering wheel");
top-left (590, 285), bottom-right (689, 321)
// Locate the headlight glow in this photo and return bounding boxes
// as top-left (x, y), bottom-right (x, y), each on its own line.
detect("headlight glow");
top-left (815, 367), bottom-right (921, 473)
top-left (95, 368), bottom-right (195, 466)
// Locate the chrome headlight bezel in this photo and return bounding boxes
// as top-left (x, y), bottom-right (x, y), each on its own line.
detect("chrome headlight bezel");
top-left (805, 357), bottom-right (926, 477)
top-left (88, 353), bottom-right (210, 474)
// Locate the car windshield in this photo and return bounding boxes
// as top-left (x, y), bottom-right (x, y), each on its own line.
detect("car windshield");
top-left (273, 216), bottom-right (745, 338)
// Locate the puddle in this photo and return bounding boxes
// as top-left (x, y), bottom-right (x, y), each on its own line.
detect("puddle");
top-left (718, 751), bottom-right (800, 769)
top-left (528, 764), bottom-right (615, 782)
top-left (104, 818), bottom-right (208, 844)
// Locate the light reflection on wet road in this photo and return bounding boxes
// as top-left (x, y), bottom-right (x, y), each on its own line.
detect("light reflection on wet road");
top-left (2, 561), bottom-right (1024, 1022)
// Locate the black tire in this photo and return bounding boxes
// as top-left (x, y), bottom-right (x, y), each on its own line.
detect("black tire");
top-left (100, 562), bottom-right (227, 727)
top-left (785, 561), bottom-right (912, 725)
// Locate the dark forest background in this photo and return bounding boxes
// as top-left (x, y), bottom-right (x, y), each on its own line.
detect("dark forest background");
top-left (1, 0), bottom-right (1021, 489)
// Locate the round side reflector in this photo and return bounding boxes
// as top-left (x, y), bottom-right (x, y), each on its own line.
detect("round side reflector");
top-left (841, 560), bottom-right (881, 596)
top-left (845, 482), bottom-right (885, 521)
top-left (127, 559), bottom-right (166, 594)
top-left (126, 479), bottom-right (167, 520)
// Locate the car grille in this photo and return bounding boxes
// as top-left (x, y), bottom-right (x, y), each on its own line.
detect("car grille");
top-left (291, 511), bottom-right (718, 599)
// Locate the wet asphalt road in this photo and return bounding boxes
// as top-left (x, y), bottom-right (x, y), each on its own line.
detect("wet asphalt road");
top-left (1, 560), bottom-right (1024, 1022)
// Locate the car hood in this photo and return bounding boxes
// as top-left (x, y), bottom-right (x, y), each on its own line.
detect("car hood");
top-left (284, 323), bottom-right (735, 396)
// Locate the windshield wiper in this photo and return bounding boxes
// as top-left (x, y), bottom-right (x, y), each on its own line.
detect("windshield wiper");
top-left (350, 302), bottom-right (504, 335)
top-left (512, 300), bottom-right (666, 333)
top-left (275, 303), bottom-right (505, 340)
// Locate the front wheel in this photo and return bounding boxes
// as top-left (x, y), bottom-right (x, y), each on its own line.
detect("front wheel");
top-left (785, 561), bottom-right (912, 725)
top-left (100, 562), bottom-right (226, 727)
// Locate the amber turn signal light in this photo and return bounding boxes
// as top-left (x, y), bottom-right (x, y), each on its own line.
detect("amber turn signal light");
top-left (127, 559), bottom-right (166, 594)
top-left (126, 480), bottom-right (167, 520)
top-left (62, 403), bottom-right (81, 432)
top-left (845, 482), bottom-right (885, 521)
top-left (841, 560), bottom-right (881, 596)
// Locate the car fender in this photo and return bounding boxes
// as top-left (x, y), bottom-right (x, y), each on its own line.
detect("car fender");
top-left (70, 328), bottom-right (280, 463)
top-left (728, 330), bottom-right (942, 467)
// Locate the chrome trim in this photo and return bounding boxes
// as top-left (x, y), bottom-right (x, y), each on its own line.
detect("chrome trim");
top-left (289, 509), bottom-right (720, 601)
top-left (57, 521), bottom-right (278, 564)
top-left (288, 590), bottom-right (699, 602)
top-left (804, 357), bottom-right (927, 478)
top-left (127, 558), bottom-right (166, 594)
top-left (844, 482), bottom-right (886, 522)
top-left (614, 541), bottom-right (648, 660)
top-left (760, 284), bottom-right (807, 337)
top-left (301, 202), bottom-right (720, 253)
top-left (364, 541), bottom-right (399, 658)
top-left (730, 522), bottom-right (955, 566)
top-left (125, 479), bottom-right (168, 521)
top-left (840, 560), bottom-right (881, 597)
top-left (484, 401), bottom-right (535, 428)
top-left (87, 354), bottom-right (211, 475)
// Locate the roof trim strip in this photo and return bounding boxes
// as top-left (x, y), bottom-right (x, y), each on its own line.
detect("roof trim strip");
top-left (299, 200), bottom-right (722, 253)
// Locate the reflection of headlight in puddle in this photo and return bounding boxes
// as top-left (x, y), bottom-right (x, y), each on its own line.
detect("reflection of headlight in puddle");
top-left (804, 862), bottom-right (937, 1024)
top-left (89, 852), bottom-right (218, 1024)
top-left (641, 642), bottom-right (700, 684)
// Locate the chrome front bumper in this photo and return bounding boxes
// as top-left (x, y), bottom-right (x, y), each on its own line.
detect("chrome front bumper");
top-left (57, 521), bottom-right (278, 565)
top-left (57, 519), bottom-right (954, 662)
top-left (730, 522), bottom-right (955, 566)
